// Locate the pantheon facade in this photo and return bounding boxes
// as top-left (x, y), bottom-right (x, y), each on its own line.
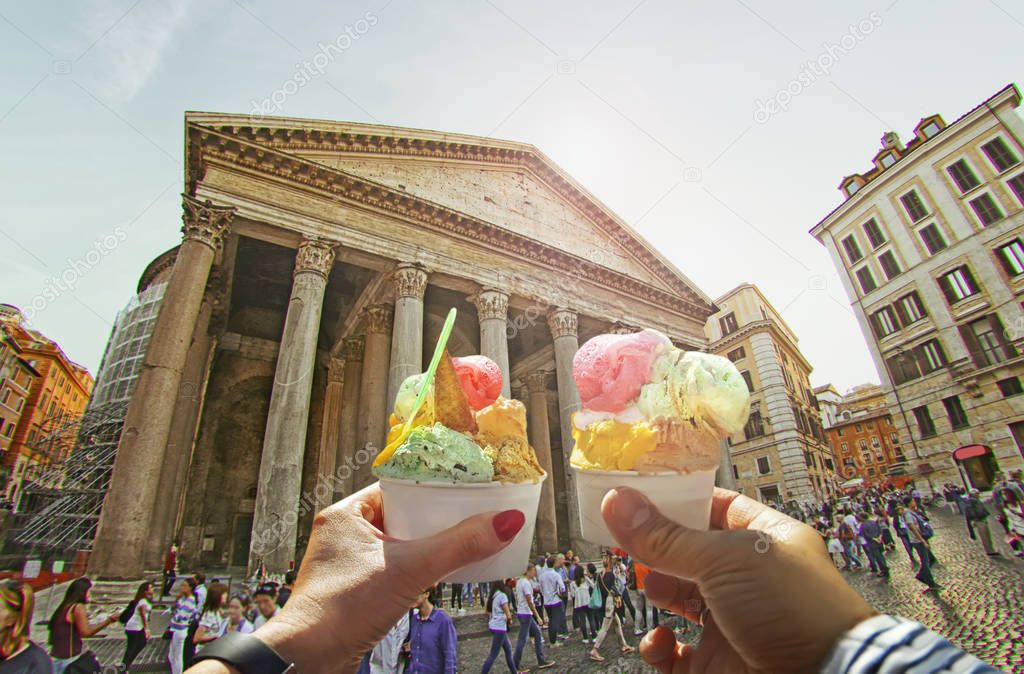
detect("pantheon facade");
top-left (89, 114), bottom-right (716, 577)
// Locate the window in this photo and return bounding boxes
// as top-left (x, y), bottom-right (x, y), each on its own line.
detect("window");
top-left (912, 405), bottom-right (937, 438)
top-left (867, 467), bottom-right (876, 476)
top-left (996, 239), bottom-right (1024, 277)
top-left (756, 456), bottom-right (771, 475)
top-left (878, 251), bottom-right (902, 279)
top-left (938, 266), bottom-right (979, 304)
top-left (862, 218), bottom-right (886, 247)
top-left (804, 450), bottom-right (814, 467)
top-left (792, 405), bottom-right (806, 433)
top-left (960, 315), bottom-right (1017, 367)
top-left (880, 153), bottom-right (896, 168)
top-left (942, 395), bottom-right (969, 429)
top-left (1008, 173), bottom-right (1024, 206)
top-left (981, 137), bottom-right (1019, 172)
top-left (969, 193), bottom-right (1004, 226)
top-left (842, 235), bottom-right (863, 264)
top-left (871, 437), bottom-right (880, 448)
top-left (727, 346), bottom-right (746, 362)
top-left (846, 182), bottom-right (862, 197)
top-left (887, 350), bottom-right (921, 385)
top-left (854, 424), bottom-right (862, 433)
top-left (841, 442), bottom-right (848, 451)
top-left (744, 410), bottom-right (765, 440)
top-left (719, 312), bottom-right (739, 336)
top-left (740, 370), bottom-right (754, 392)
top-left (871, 306), bottom-right (900, 338)
top-left (894, 291), bottom-right (927, 325)
top-left (918, 223), bottom-right (947, 255)
top-left (947, 159), bottom-right (981, 193)
top-left (998, 377), bottom-right (1023, 397)
top-left (856, 266), bottom-right (877, 294)
top-left (900, 190), bottom-right (929, 222)
top-left (732, 464), bottom-right (739, 479)
top-left (918, 339), bottom-right (947, 373)
top-left (921, 121), bottom-right (940, 138)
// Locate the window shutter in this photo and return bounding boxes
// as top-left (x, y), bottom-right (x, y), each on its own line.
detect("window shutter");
top-left (869, 312), bottom-right (884, 339)
top-left (958, 323), bottom-right (985, 368)
top-left (989, 314), bottom-right (1018, 359)
top-left (995, 246), bottom-right (1017, 277)
top-left (963, 266), bottom-right (980, 294)
top-left (937, 274), bottom-right (956, 304)
top-left (893, 298), bottom-right (910, 326)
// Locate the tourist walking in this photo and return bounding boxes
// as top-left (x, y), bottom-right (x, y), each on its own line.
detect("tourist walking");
top-left (120, 581), bottom-right (153, 671)
top-left (0, 580), bottom-right (51, 673)
top-left (996, 482), bottom-right (1024, 559)
top-left (826, 524), bottom-right (845, 567)
top-left (568, 567), bottom-right (592, 643)
top-left (407, 588), bottom-right (456, 673)
top-left (961, 488), bottom-right (997, 556)
top-left (480, 582), bottom-right (519, 674)
top-left (837, 515), bottom-right (862, 569)
top-left (857, 512), bottom-right (889, 578)
top-left (224, 597), bottom-right (254, 634)
top-left (512, 566), bottom-right (554, 671)
top-left (194, 582), bottom-right (229, 650)
top-left (900, 502), bottom-right (940, 592)
top-left (252, 584), bottom-right (280, 628)
top-left (633, 561), bottom-right (658, 634)
top-left (588, 586), bottom-right (634, 663)
top-left (47, 577), bottom-right (118, 674)
top-left (167, 578), bottom-right (198, 674)
top-left (538, 557), bottom-right (567, 646)
top-left (162, 543), bottom-right (178, 597)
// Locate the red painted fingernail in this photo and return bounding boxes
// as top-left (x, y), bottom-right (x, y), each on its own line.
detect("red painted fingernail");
top-left (492, 509), bottom-right (525, 542)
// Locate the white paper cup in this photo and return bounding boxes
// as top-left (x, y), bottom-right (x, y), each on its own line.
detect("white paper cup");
top-left (379, 473), bottom-right (546, 583)
top-left (572, 467), bottom-right (717, 547)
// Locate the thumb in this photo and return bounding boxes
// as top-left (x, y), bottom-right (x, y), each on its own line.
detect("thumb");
top-left (602, 487), bottom-right (747, 582)
top-left (402, 509), bottom-right (525, 587)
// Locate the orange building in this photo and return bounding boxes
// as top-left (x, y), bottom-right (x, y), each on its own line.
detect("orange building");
top-left (825, 410), bottom-right (908, 488)
top-left (0, 306), bottom-right (93, 504)
top-left (0, 323), bottom-right (41, 456)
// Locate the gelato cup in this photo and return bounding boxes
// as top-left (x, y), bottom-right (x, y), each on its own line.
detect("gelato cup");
top-left (380, 473), bottom-right (547, 582)
top-left (572, 467), bottom-right (716, 547)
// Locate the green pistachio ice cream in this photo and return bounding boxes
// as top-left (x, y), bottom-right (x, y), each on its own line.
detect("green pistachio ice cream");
top-left (373, 423), bottom-right (494, 483)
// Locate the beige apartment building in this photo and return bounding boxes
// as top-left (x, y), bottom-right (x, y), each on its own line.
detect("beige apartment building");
top-left (705, 284), bottom-right (837, 504)
top-left (811, 84), bottom-right (1024, 492)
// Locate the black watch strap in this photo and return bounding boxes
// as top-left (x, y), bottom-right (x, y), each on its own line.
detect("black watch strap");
top-left (192, 632), bottom-right (295, 673)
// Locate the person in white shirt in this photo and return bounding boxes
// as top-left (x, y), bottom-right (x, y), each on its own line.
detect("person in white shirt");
top-left (121, 581), bottom-right (153, 670)
top-left (194, 583), bottom-right (229, 651)
top-left (512, 566), bottom-right (554, 670)
top-left (364, 611), bottom-right (410, 673)
top-left (538, 558), bottom-right (566, 647)
top-left (480, 582), bottom-right (518, 673)
top-left (568, 567), bottom-right (593, 643)
top-left (252, 584), bottom-right (280, 629)
top-left (224, 597), bottom-right (254, 634)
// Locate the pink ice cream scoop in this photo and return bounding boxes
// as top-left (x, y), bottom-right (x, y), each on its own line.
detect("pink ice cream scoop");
top-left (573, 329), bottom-right (670, 412)
top-left (452, 355), bottom-right (503, 410)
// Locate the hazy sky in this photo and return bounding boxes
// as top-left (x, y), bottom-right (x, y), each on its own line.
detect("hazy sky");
top-left (1, 0), bottom-right (1021, 392)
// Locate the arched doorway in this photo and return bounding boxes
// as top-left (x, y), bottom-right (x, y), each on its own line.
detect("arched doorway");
top-left (953, 445), bottom-right (1000, 490)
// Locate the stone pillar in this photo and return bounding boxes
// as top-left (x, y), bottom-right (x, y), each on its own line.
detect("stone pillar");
top-left (314, 357), bottom-right (346, 515)
top-left (89, 196), bottom-right (233, 578)
top-left (526, 370), bottom-right (558, 553)
top-left (547, 308), bottom-right (584, 548)
top-left (387, 264), bottom-right (428, 407)
top-left (354, 305), bottom-right (393, 490)
top-left (250, 238), bottom-right (336, 573)
top-left (473, 289), bottom-right (512, 397)
top-left (335, 338), bottom-right (364, 500)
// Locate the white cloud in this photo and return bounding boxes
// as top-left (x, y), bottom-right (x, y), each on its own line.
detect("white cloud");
top-left (76, 0), bottom-right (192, 103)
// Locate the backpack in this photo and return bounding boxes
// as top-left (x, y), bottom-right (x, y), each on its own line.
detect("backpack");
top-left (588, 579), bottom-right (603, 610)
top-left (965, 499), bottom-right (988, 521)
top-left (118, 600), bottom-right (138, 625)
top-left (838, 522), bottom-right (854, 541)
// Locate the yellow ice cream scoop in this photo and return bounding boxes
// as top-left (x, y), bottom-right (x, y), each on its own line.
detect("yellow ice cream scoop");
top-left (571, 418), bottom-right (657, 471)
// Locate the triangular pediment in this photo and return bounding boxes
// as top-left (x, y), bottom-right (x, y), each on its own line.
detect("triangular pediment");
top-left (185, 113), bottom-right (715, 315)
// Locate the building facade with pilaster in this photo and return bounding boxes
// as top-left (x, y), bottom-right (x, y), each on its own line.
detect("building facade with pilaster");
top-left (810, 84), bottom-right (1024, 493)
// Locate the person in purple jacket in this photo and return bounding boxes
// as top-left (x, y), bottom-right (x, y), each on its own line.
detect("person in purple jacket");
top-left (405, 587), bottom-right (457, 674)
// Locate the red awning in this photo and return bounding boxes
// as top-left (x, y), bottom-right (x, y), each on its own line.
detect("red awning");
top-left (952, 445), bottom-right (990, 461)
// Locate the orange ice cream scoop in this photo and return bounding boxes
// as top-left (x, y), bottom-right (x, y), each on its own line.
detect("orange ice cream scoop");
top-left (475, 397), bottom-right (528, 444)
top-left (570, 418), bottom-right (657, 471)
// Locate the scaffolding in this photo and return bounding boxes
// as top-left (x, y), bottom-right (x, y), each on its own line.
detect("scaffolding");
top-left (7, 283), bottom-right (166, 556)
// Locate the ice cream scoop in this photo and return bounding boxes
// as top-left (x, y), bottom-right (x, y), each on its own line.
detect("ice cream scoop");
top-left (572, 329), bottom-right (671, 412)
top-left (475, 397), bottom-right (544, 483)
top-left (452, 355), bottom-right (503, 410)
top-left (394, 373), bottom-right (433, 423)
top-left (374, 423), bottom-right (494, 483)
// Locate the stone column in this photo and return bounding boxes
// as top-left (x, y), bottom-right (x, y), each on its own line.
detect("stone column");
top-left (526, 370), bottom-right (558, 552)
top-left (387, 264), bottom-right (428, 407)
top-left (473, 289), bottom-right (512, 397)
top-left (314, 357), bottom-right (346, 515)
top-left (335, 337), bottom-right (363, 500)
top-left (89, 196), bottom-right (233, 579)
top-left (354, 305), bottom-right (393, 489)
top-left (547, 308), bottom-right (583, 548)
top-left (250, 238), bottom-right (336, 573)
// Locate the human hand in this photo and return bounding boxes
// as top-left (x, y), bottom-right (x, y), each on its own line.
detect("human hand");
top-left (253, 482), bottom-right (525, 673)
top-left (602, 487), bottom-right (875, 673)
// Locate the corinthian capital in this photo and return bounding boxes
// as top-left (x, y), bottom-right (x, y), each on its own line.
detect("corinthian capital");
top-left (546, 308), bottom-right (578, 340)
top-left (472, 288), bottom-right (509, 322)
top-left (393, 263), bottom-right (428, 300)
top-left (342, 337), bottom-right (365, 362)
top-left (364, 305), bottom-right (394, 335)
top-left (525, 370), bottom-right (549, 393)
top-left (294, 238), bottom-right (337, 278)
top-left (327, 357), bottom-right (345, 384)
top-left (181, 195), bottom-right (234, 250)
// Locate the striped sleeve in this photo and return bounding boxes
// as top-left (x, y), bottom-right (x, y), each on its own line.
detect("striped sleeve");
top-left (820, 615), bottom-right (1003, 674)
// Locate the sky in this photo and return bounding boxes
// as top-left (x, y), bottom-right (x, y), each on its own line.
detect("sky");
top-left (1, 0), bottom-right (1021, 393)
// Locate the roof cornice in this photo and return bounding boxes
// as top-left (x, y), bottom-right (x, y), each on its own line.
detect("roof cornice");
top-left (186, 123), bottom-right (715, 319)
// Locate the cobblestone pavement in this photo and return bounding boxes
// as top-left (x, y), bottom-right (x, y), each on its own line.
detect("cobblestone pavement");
top-left (85, 507), bottom-right (1021, 672)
